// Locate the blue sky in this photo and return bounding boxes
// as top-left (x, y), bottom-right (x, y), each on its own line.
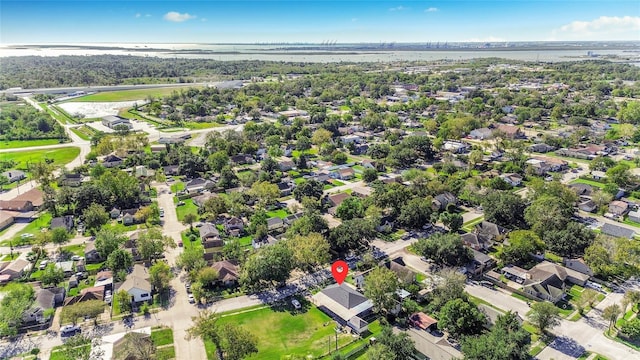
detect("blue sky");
top-left (1, 1), bottom-right (638, 43)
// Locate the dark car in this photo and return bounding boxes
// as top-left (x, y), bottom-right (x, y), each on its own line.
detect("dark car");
top-left (60, 325), bottom-right (81, 337)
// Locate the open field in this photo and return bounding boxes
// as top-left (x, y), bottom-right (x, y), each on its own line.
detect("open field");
top-left (0, 139), bottom-right (63, 150)
top-left (58, 101), bottom-right (145, 119)
top-left (0, 147), bottom-right (80, 169)
top-left (72, 87), bottom-right (195, 102)
top-left (70, 125), bottom-right (99, 140)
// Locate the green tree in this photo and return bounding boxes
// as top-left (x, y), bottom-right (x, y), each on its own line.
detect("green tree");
top-left (528, 301), bottom-right (561, 334)
top-left (603, 303), bottom-right (622, 332)
top-left (397, 197), bottom-right (433, 229)
top-left (82, 203), bottom-right (109, 234)
top-left (525, 195), bottom-right (574, 235)
top-left (250, 181), bottom-right (280, 207)
top-left (335, 197), bottom-right (365, 220)
top-left (0, 283), bottom-right (35, 336)
top-left (293, 179), bottom-right (324, 202)
top-left (149, 261), bottom-right (173, 295)
top-left (0, 174), bottom-right (8, 191)
top-left (623, 290), bottom-right (640, 313)
top-left (461, 311), bottom-right (531, 360)
top-left (187, 310), bottom-right (258, 360)
top-left (107, 249), bottom-right (133, 279)
top-left (51, 227), bottom-right (70, 247)
top-left (438, 298), bottom-right (486, 338)
top-left (328, 218), bottom-right (377, 251)
top-left (498, 230), bottom-right (545, 266)
top-left (375, 326), bottom-right (416, 360)
top-left (42, 263), bottom-right (65, 286)
top-left (240, 242), bottom-right (293, 290)
top-left (197, 267), bottom-right (220, 286)
top-left (413, 233), bottom-right (472, 267)
top-left (366, 344), bottom-right (395, 360)
top-left (363, 266), bottom-right (400, 314)
top-left (311, 128), bottom-right (333, 146)
top-left (137, 227), bottom-right (176, 263)
top-left (183, 212), bottom-right (198, 231)
top-left (61, 299), bottom-right (105, 325)
top-left (177, 247), bottom-right (207, 273)
top-left (621, 318), bottom-right (640, 340)
top-left (116, 290), bottom-right (132, 314)
top-left (286, 232), bottom-right (331, 271)
top-left (481, 191), bottom-right (527, 229)
top-left (440, 212), bottom-right (463, 232)
top-left (94, 228), bottom-right (126, 259)
top-left (362, 168), bottom-right (378, 183)
top-left (208, 151), bottom-right (230, 173)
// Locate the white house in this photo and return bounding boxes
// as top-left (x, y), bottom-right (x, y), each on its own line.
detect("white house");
top-left (119, 265), bottom-right (152, 303)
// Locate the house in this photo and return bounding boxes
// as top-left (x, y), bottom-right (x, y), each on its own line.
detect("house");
top-left (101, 115), bottom-right (132, 129)
top-left (529, 143), bottom-right (556, 153)
top-left (134, 165), bottom-right (154, 178)
top-left (102, 154), bottom-right (123, 168)
top-left (0, 200), bottom-right (34, 212)
top-left (569, 183), bottom-right (594, 197)
top-left (94, 271), bottom-right (114, 290)
top-left (279, 159), bottom-right (295, 171)
top-left (523, 269), bottom-right (566, 303)
top-left (443, 140), bottom-right (471, 154)
top-left (500, 173), bottom-right (523, 187)
top-left (327, 192), bottom-right (351, 208)
top-left (341, 134), bottom-right (362, 144)
top-left (57, 173), bottom-right (83, 187)
top-left (192, 193), bottom-right (217, 207)
top-left (185, 178), bottom-right (214, 193)
top-left (601, 223), bottom-right (636, 239)
top-left (224, 217), bottom-right (244, 234)
top-left (150, 144), bottom-right (167, 153)
top-left (252, 235), bottom-right (278, 249)
top-left (469, 128), bottom-right (493, 140)
top-left (432, 192), bottom-right (457, 211)
top-left (84, 242), bottom-right (102, 263)
top-left (0, 259), bottom-right (31, 281)
top-left (526, 156), bottom-right (568, 175)
top-left (1, 170), bottom-right (26, 183)
top-left (22, 287), bottom-right (65, 324)
top-left (385, 258), bottom-right (417, 284)
top-left (50, 215), bottom-right (74, 232)
top-left (210, 260), bottom-right (240, 286)
top-left (336, 168), bottom-right (355, 180)
top-left (266, 217), bottom-right (285, 232)
top-left (13, 188), bottom-right (44, 210)
top-left (501, 265), bottom-right (529, 284)
top-left (475, 221), bottom-right (507, 245)
top-left (409, 312), bottom-right (438, 332)
top-left (55, 261), bottom-right (74, 276)
top-left (64, 286), bottom-right (105, 306)
top-left (120, 268), bottom-right (152, 303)
top-left (495, 124), bottom-right (523, 138)
top-left (578, 199), bottom-right (597, 213)
top-left (609, 200), bottom-right (629, 216)
top-left (461, 233), bottom-right (487, 251)
top-left (313, 283), bottom-right (374, 334)
top-left (230, 154), bottom-right (255, 165)
top-left (351, 186), bottom-right (373, 198)
top-left (277, 181), bottom-right (295, 196)
top-left (563, 258), bottom-right (594, 277)
top-left (122, 209), bottom-right (138, 226)
top-left (0, 213), bottom-right (14, 231)
top-left (199, 223), bottom-right (221, 242)
top-left (163, 165), bottom-right (179, 176)
top-left (591, 171), bottom-right (607, 180)
top-left (629, 210), bottom-right (640, 223)
top-left (468, 249), bottom-right (496, 276)
top-left (283, 212), bottom-right (303, 226)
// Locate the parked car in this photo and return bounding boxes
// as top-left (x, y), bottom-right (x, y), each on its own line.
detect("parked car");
top-left (176, 201), bottom-right (185, 206)
top-left (480, 280), bottom-right (495, 289)
top-left (60, 325), bottom-right (81, 337)
top-left (39, 260), bottom-right (49, 270)
top-left (71, 255), bottom-right (83, 261)
top-left (291, 299), bottom-right (301, 310)
top-left (188, 294), bottom-right (195, 304)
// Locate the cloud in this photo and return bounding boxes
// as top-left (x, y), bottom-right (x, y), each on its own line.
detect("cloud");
top-left (135, 13), bottom-right (141, 18)
top-left (389, 6), bottom-right (406, 12)
top-left (163, 11), bottom-right (196, 22)
top-left (464, 36), bottom-right (506, 42)
top-left (145, 14), bottom-right (152, 18)
top-left (425, 7), bottom-right (438, 12)
top-left (553, 16), bottom-right (640, 40)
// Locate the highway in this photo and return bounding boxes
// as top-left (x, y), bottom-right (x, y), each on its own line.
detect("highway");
top-left (1, 80), bottom-right (243, 95)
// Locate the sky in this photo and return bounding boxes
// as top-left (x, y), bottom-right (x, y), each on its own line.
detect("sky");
top-left (1, 0), bottom-right (639, 44)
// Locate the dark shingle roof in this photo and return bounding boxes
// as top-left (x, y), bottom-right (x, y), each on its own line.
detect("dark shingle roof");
top-left (601, 223), bottom-right (636, 239)
top-left (321, 284), bottom-right (368, 310)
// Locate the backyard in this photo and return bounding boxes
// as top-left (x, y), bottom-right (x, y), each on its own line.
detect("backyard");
top-left (205, 302), bottom-right (359, 360)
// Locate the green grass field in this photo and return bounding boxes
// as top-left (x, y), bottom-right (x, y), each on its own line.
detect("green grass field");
top-left (0, 147), bottom-right (80, 170)
top-left (206, 304), bottom-right (357, 360)
top-left (0, 139), bottom-right (62, 150)
top-left (0, 213), bottom-right (52, 247)
top-left (70, 125), bottom-right (98, 141)
top-left (151, 327), bottom-right (175, 346)
top-left (570, 178), bottom-right (606, 189)
top-left (266, 209), bottom-right (289, 219)
top-left (73, 87), bottom-right (195, 102)
top-left (176, 198), bottom-right (198, 222)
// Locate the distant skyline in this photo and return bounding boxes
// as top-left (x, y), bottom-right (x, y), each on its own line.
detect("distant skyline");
top-left (1, 1), bottom-right (639, 44)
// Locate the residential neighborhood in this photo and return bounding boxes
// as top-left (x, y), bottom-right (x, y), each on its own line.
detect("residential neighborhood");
top-left (0, 53), bottom-right (639, 360)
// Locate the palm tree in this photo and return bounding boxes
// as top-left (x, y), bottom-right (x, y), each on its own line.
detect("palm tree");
top-left (603, 303), bottom-right (622, 333)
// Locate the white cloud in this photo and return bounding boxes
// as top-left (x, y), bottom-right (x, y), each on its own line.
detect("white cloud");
top-left (464, 36), bottom-right (506, 42)
top-left (145, 14), bottom-right (152, 18)
top-left (553, 16), bottom-right (640, 40)
top-left (389, 6), bottom-right (406, 12)
top-left (425, 7), bottom-right (438, 12)
top-left (163, 11), bottom-right (196, 22)
top-left (135, 13), bottom-right (141, 18)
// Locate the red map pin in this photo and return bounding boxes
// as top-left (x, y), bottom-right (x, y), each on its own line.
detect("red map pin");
top-left (331, 260), bottom-right (349, 284)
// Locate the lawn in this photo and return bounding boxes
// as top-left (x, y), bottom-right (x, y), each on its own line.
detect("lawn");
top-left (170, 181), bottom-right (185, 193)
top-left (184, 122), bottom-right (221, 130)
top-left (462, 216), bottom-right (484, 232)
top-left (0, 213), bottom-right (52, 247)
top-left (266, 209), bottom-right (289, 219)
top-left (70, 125), bottom-right (98, 141)
top-left (182, 229), bottom-right (204, 251)
top-left (151, 327), bottom-right (175, 346)
top-left (50, 345), bottom-right (91, 360)
top-left (176, 198), bottom-right (198, 222)
top-left (0, 147), bottom-right (80, 170)
top-left (0, 139), bottom-right (63, 150)
top-left (72, 87), bottom-right (191, 102)
top-left (206, 304), bottom-right (358, 360)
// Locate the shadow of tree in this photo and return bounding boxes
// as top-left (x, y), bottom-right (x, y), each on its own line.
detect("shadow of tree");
top-left (549, 336), bottom-right (585, 357)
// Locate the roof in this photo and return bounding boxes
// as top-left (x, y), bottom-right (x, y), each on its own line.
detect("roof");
top-left (472, 249), bottom-right (493, 264)
top-left (211, 260), bottom-right (239, 282)
top-left (314, 283), bottom-right (373, 322)
top-left (410, 312), bottom-right (438, 330)
top-left (120, 275), bottom-right (152, 293)
top-left (55, 261), bottom-right (74, 272)
top-left (328, 192), bottom-right (350, 207)
top-left (601, 223), bottom-right (636, 239)
top-left (502, 265), bottom-right (528, 279)
top-left (65, 286), bottom-right (104, 305)
top-left (532, 261), bottom-right (590, 283)
top-left (0, 200), bottom-right (32, 211)
top-left (131, 264), bottom-right (150, 281)
top-left (13, 188), bottom-right (44, 207)
top-left (199, 223), bottom-right (220, 238)
top-left (1, 259), bottom-right (30, 274)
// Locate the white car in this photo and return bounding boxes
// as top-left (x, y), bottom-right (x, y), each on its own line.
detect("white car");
top-left (39, 260), bottom-right (49, 270)
top-left (188, 294), bottom-right (195, 304)
top-left (291, 299), bottom-right (301, 310)
top-left (71, 255), bottom-right (83, 261)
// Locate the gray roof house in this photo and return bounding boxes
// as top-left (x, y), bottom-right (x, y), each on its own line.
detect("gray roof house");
top-left (601, 223), bottom-right (636, 239)
top-left (2, 170), bottom-right (26, 183)
top-left (313, 283), bottom-right (374, 334)
top-left (101, 115), bottom-right (132, 129)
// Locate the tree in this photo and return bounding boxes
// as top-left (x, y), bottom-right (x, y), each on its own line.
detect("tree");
top-left (498, 230), bottom-right (545, 266)
top-left (240, 242), bottom-right (293, 290)
top-left (137, 227), bottom-right (176, 263)
top-left (250, 181), bottom-right (280, 207)
top-left (61, 299), bottom-right (105, 325)
top-left (208, 150), bottom-right (230, 173)
top-left (413, 233), bottom-right (472, 267)
top-left (481, 191), bottom-right (527, 229)
top-left (461, 311), bottom-right (531, 360)
top-left (0, 283), bottom-right (34, 336)
top-left (528, 301), bottom-right (561, 334)
top-left (286, 212), bottom-right (329, 237)
top-left (575, 288), bottom-right (600, 314)
top-left (116, 290), bottom-right (132, 314)
top-left (118, 332), bottom-right (157, 360)
top-left (397, 197), bottom-right (432, 229)
top-left (56, 335), bottom-right (103, 360)
top-left (525, 195), bottom-right (575, 235)
top-left (286, 232), bottom-right (331, 271)
top-left (187, 310), bottom-right (258, 360)
top-left (440, 212), bottom-right (463, 232)
top-left (149, 261), bottom-right (173, 295)
top-left (293, 179), bottom-right (324, 202)
top-left (108, 249), bottom-right (133, 279)
top-left (335, 197), bottom-right (365, 220)
top-left (95, 228), bottom-right (126, 259)
top-left (363, 267), bottom-right (400, 314)
top-left (607, 163), bottom-right (634, 187)
top-left (134, 205), bottom-right (155, 225)
top-left (621, 318), bottom-right (640, 340)
top-left (42, 263), bottom-right (65, 286)
top-left (624, 290), bottom-right (640, 313)
top-left (0, 174), bottom-right (8, 191)
top-left (329, 218), bottom-right (377, 251)
top-left (51, 227), bottom-right (70, 247)
top-left (30, 161), bottom-right (54, 187)
top-left (82, 203), bottom-right (109, 234)
top-left (197, 267), bottom-right (220, 286)
top-left (366, 344), bottom-right (395, 360)
top-left (542, 221), bottom-right (595, 257)
top-left (201, 196), bottom-right (228, 219)
top-left (362, 168), bottom-right (378, 183)
top-left (603, 303), bottom-right (622, 332)
top-left (311, 128), bottom-right (333, 146)
top-left (183, 212), bottom-right (198, 231)
top-left (375, 326), bottom-right (416, 360)
top-left (438, 298), bottom-right (486, 338)
top-left (177, 247), bottom-right (207, 273)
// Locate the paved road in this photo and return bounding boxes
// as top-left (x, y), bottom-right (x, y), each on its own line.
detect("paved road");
top-left (1, 81), bottom-right (243, 95)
